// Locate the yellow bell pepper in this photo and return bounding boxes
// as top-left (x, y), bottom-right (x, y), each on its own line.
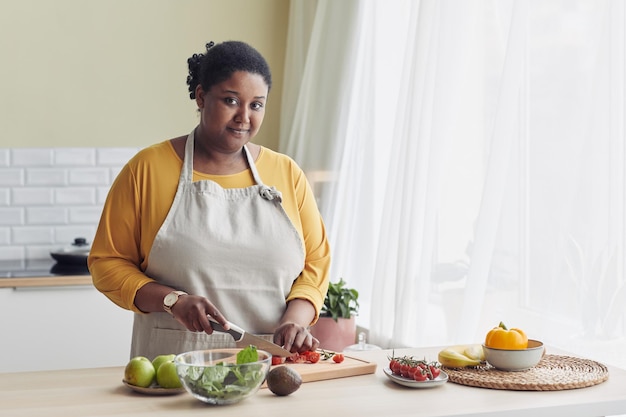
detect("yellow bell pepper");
top-left (485, 321), bottom-right (528, 350)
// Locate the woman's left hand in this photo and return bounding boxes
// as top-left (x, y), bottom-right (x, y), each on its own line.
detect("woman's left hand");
top-left (274, 322), bottom-right (319, 354)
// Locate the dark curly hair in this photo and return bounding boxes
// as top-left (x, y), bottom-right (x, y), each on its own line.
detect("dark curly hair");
top-left (186, 41), bottom-right (272, 100)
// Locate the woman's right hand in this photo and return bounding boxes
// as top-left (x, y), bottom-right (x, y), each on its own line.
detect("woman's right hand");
top-left (171, 294), bottom-right (230, 334)
top-left (134, 282), bottom-right (230, 333)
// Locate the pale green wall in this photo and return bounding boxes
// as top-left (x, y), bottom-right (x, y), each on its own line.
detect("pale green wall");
top-left (0, 0), bottom-right (289, 150)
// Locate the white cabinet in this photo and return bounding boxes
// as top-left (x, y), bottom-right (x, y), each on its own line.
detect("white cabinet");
top-left (0, 284), bottom-right (133, 373)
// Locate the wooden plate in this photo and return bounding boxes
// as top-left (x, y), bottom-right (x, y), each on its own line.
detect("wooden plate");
top-left (122, 380), bottom-right (185, 395)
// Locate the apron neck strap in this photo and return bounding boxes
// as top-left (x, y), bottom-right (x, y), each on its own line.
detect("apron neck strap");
top-left (182, 130), bottom-right (195, 183)
top-left (242, 145), bottom-right (264, 185)
top-left (182, 129), bottom-right (264, 186)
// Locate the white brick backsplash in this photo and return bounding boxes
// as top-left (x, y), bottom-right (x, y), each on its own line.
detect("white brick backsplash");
top-left (0, 169), bottom-right (24, 186)
top-left (109, 166), bottom-right (124, 179)
top-left (26, 207), bottom-right (68, 224)
top-left (69, 207), bottom-right (103, 224)
top-left (12, 149), bottom-right (54, 166)
top-left (97, 148), bottom-right (138, 165)
top-left (12, 188), bottom-right (55, 205)
top-left (27, 169), bottom-right (68, 186)
top-left (12, 227), bottom-right (54, 244)
top-left (54, 149), bottom-right (96, 166)
top-left (0, 189), bottom-right (9, 206)
top-left (55, 227), bottom-right (96, 245)
top-left (26, 245), bottom-right (58, 260)
top-left (97, 187), bottom-right (111, 204)
top-left (0, 146), bottom-right (136, 262)
top-left (0, 247), bottom-right (25, 261)
top-left (0, 227), bottom-right (9, 244)
top-left (0, 208), bottom-right (24, 225)
top-left (69, 168), bottom-right (110, 185)
top-left (0, 150), bottom-right (9, 167)
top-left (55, 188), bottom-right (96, 205)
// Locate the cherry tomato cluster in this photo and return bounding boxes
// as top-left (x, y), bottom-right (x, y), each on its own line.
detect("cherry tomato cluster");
top-left (271, 350), bottom-right (345, 365)
top-left (388, 354), bottom-right (441, 381)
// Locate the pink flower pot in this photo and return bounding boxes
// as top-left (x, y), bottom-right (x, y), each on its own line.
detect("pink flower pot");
top-left (309, 315), bottom-right (357, 352)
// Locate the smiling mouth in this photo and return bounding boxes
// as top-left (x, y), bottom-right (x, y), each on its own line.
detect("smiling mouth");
top-left (228, 127), bottom-right (249, 134)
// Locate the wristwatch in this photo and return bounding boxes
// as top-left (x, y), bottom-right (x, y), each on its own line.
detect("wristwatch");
top-left (163, 290), bottom-right (188, 315)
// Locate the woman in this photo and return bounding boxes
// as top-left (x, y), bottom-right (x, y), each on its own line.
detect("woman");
top-left (88, 41), bottom-right (330, 360)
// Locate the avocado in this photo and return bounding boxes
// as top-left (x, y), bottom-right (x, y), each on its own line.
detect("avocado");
top-left (266, 366), bottom-right (302, 396)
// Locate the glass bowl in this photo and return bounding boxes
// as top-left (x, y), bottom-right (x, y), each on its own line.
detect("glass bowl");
top-left (174, 348), bottom-right (271, 405)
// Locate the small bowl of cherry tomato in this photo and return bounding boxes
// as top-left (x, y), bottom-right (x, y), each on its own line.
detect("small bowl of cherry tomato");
top-left (385, 355), bottom-right (448, 388)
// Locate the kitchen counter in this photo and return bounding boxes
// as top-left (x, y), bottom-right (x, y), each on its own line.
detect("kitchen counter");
top-left (0, 275), bottom-right (93, 288)
top-left (0, 275), bottom-right (92, 288)
top-left (2, 346), bottom-right (626, 417)
top-left (0, 259), bottom-right (91, 288)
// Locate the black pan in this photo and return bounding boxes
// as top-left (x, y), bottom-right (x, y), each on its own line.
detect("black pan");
top-left (50, 237), bottom-right (91, 266)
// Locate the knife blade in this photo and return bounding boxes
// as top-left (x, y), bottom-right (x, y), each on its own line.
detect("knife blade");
top-left (208, 318), bottom-right (292, 357)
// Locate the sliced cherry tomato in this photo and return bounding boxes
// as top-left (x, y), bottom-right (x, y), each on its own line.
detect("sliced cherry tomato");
top-left (286, 353), bottom-right (308, 363)
top-left (332, 353), bottom-right (345, 363)
top-left (271, 356), bottom-right (283, 366)
top-left (290, 350), bottom-right (317, 363)
top-left (306, 351), bottom-right (321, 363)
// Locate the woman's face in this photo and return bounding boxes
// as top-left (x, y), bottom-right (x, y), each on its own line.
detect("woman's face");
top-left (195, 71), bottom-right (268, 152)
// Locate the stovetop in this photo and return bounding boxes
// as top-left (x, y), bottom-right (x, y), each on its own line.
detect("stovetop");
top-left (0, 259), bottom-right (90, 278)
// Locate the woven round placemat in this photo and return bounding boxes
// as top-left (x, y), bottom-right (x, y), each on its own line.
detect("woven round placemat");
top-left (444, 354), bottom-right (609, 391)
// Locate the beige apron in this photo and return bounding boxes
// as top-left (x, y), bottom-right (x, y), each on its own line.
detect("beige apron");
top-left (130, 130), bottom-right (305, 359)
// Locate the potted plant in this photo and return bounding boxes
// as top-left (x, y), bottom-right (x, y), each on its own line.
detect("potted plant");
top-left (309, 278), bottom-right (359, 352)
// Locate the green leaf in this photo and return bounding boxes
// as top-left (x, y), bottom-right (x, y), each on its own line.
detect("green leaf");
top-left (321, 277), bottom-right (360, 321)
top-left (236, 345), bottom-right (259, 364)
top-left (202, 363), bottom-right (230, 385)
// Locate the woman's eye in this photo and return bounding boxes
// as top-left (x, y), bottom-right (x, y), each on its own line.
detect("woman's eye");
top-left (251, 102), bottom-right (264, 111)
top-left (225, 97), bottom-right (238, 105)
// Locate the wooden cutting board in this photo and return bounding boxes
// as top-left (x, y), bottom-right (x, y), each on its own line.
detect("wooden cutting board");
top-left (266, 355), bottom-right (377, 384)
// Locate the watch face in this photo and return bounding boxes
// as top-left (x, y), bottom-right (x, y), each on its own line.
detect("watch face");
top-left (164, 293), bottom-right (178, 306)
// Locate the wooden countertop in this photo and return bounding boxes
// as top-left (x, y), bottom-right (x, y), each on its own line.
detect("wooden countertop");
top-left (2, 346), bottom-right (626, 417)
top-left (0, 275), bottom-right (92, 288)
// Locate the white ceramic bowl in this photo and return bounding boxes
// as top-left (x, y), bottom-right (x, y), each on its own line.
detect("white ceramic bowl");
top-left (482, 339), bottom-right (545, 371)
top-left (174, 348), bottom-right (271, 405)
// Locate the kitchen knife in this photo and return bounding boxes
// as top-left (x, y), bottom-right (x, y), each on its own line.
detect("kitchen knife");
top-left (208, 318), bottom-right (292, 357)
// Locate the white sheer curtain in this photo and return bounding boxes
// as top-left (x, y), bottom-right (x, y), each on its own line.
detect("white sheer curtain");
top-left (280, 0), bottom-right (626, 369)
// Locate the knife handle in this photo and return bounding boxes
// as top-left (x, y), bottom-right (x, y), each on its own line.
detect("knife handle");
top-left (208, 318), bottom-right (245, 342)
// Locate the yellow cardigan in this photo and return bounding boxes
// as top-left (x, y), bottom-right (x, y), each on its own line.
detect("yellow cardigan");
top-left (88, 140), bottom-right (330, 321)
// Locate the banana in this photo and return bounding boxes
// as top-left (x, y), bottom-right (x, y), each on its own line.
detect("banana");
top-left (438, 344), bottom-right (485, 368)
top-left (462, 344), bottom-right (486, 362)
